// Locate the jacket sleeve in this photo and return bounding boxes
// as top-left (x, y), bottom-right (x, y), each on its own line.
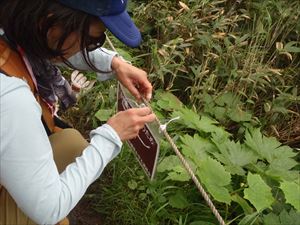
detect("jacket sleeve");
top-left (0, 75), bottom-right (122, 224)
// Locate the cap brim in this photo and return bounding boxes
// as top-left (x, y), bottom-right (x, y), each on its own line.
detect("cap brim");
top-left (100, 11), bottom-right (142, 48)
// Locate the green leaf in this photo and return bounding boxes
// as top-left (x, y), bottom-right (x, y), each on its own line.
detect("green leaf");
top-left (128, 180), bottom-right (138, 190)
top-left (284, 41), bottom-right (300, 53)
top-left (157, 155), bottom-right (191, 182)
top-left (238, 212), bottom-right (260, 225)
top-left (180, 134), bottom-right (216, 164)
top-left (94, 109), bottom-right (113, 121)
top-left (215, 92), bottom-right (240, 107)
top-left (212, 106), bottom-right (226, 120)
top-left (156, 92), bottom-right (183, 111)
top-left (167, 171), bottom-right (190, 182)
top-left (245, 128), bottom-right (278, 162)
top-left (212, 135), bottom-right (258, 175)
top-left (228, 107), bottom-right (252, 122)
top-left (168, 191), bottom-right (189, 209)
top-left (172, 107), bottom-right (201, 130)
top-left (286, 209), bottom-right (300, 224)
top-left (197, 157), bottom-right (231, 204)
top-left (196, 116), bottom-right (231, 139)
top-left (231, 194), bottom-right (254, 215)
top-left (196, 116), bottom-right (219, 133)
top-left (115, 47), bottom-right (134, 62)
top-left (266, 157), bottom-right (299, 181)
top-left (245, 128), bottom-right (297, 165)
top-left (244, 173), bottom-right (275, 211)
top-left (280, 180), bottom-right (300, 211)
top-left (158, 155), bottom-right (183, 172)
top-left (263, 213), bottom-right (280, 225)
top-left (279, 210), bottom-right (293, 225)
top-left (263, 209), bottom-right (300, 225)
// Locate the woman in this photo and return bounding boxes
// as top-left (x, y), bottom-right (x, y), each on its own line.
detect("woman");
top-left (0, 0), bottom-right (155, 224)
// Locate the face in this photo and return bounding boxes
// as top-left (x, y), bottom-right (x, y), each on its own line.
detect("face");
top-left (48, 20), bottom-right (106, 61)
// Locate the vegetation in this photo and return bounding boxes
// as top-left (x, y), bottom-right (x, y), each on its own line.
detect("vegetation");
top-left (64, 0), bottom-right (300, 224)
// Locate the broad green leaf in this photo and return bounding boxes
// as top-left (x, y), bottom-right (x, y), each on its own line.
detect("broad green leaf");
top-left (157, 155), bottom-right (181, 172)
top-left (245, 128), bottom-right (297, 165)
top-left (280, 181), bottom-right (300, 211)
top-left (266, 168), bottom-right (299, 182)
top-left (94, 109), bottom-right (113, 121)
top-left (266, 157), bottom-right (299, 181)
top-left (156, 92), bottom-right (183, 111)
top-left (245, 128), bottom-right (278, 162)
top-left (286, 209), bottom-right (300, 224)
top-left (168, 191), bottom-right (189, 209)
top-left (196, 116), bottom-right (219, 133)
top-left (244, 173), bottom-right (274, 211)
top-left (167, 171), bottom-right (190, 182)
top-left (157, 155), bottom-right (191, 182)
top-left (172, 108), bottom-right (200, 130)
top-left (180, 134), bottom-right (216, 164)
top-left (215, 92), bottom-right (240, 107)
top-left (211, 135), bottom-right (258, 175)
top-left (273, 145), bottom-right (298, 159)
top-left (197, 157), bottom-right (231, 204)
top-left (212, 106), bottom-right (226, 120)
top-left (279, 209), bottom-right (300, 225)
top-left (263, 213), bottom-right (280, 225)
top-left (266, 145), bottom-right (298, 181)
top-left (228, 107), bottom-right (252, 122)
top-left (196, 116), bottom-right (231, 139)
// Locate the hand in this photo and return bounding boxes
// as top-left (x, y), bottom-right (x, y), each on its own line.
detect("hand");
top-left (107, 107), bottom-right (156, 141)
top-left (71, 70), bottom-right (96, 93)
top-left (111, 56), bottom-right (152, 101)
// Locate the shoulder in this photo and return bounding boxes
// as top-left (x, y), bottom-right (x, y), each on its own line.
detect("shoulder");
top-left (0, 73), bottom-right (41, 114)
top-left (1, 73), bottom-right (30, 95)
top-left (0, 73), bottom-right (42, 155)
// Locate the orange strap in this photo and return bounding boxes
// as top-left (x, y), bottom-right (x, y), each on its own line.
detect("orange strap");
top-left (0, 39), bottom-right (60, 133)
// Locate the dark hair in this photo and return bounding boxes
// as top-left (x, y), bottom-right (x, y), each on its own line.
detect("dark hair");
top-left (0, 0), bottom-right (105, 71)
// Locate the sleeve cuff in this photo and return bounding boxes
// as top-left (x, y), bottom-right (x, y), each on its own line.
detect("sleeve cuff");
top-left (90, 124), bottom-right (123, 149)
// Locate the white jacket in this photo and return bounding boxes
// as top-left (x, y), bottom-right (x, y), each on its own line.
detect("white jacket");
top-left (0, 49), bottom-right (122, 225)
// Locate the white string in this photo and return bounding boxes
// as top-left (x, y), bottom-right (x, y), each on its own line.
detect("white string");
top-left (159, 116), bottom-right (180, 132)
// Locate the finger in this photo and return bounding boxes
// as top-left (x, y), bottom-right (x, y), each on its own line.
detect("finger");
top-left (138, 80), bottom-right (153, 101)
top-left (86, 80), bottom-right (96, 90)
top-left (81, 80), bottom-right (90, 88)
top-left (74, 73), bottom-right (84, 83)
top-left (140, 113), bottom-right (156, 124)
top-left (124, 81), bottom-right (141, 100)
top-left (71, 70), bottom-right (80, 82)
top-left (78, 76), bottom-right (87, 85)
top-left (132, 107), bottom-right (152, 116)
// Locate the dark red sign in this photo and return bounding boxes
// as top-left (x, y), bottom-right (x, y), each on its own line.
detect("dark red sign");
top-left (117, 83), bottom-right (160, 180)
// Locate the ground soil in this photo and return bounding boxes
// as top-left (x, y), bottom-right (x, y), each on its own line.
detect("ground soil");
top-left (69, 198), bottom-right (103, 225)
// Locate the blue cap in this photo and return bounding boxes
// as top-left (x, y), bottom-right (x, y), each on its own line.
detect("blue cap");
top-left (58, 0), bottom-right (142, 47)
